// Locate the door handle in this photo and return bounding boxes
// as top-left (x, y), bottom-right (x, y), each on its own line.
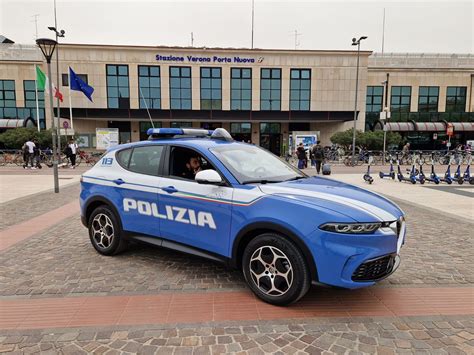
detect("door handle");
top-left (113, 178), bottom-right (125, 185)
top-left (162, 186), bottom-right (178, 194)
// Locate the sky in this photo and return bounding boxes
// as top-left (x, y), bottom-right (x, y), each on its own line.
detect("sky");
top-left (1, 0), bottom-right (473, 53)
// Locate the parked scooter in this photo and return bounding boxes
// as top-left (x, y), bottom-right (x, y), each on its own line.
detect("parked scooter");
top-left (397, 161), bottom-right (417, 184)
top-left (454, 165), bottom-right (474, 185)
top-left (410, 164), bottom-right (425, 184)
top-left (379, 163), bottom-right (396, 180)
top-left (363, 156), bottom-right (374, 184)
top-left (453, 165), bottom-right (466, 185)
top-left (439, 165), bottom-right (454, 184)
top-left (419, 164), bottom-right (440, 184)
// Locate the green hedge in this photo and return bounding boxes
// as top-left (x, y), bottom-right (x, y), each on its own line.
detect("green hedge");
top-left (330, 129), bottom-right (402, 150)
top-left (0, 128), bottom-right (69, 149)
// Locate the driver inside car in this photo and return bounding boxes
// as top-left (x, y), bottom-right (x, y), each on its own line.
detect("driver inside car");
top-left (182, 154), bottom-right (202, 180)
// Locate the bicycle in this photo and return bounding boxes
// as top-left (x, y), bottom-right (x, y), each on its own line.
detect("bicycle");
top-left (75, 150), bottom-right (100, 167)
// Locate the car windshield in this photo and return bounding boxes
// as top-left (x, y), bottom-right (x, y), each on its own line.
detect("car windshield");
top-left (210, 144), bottom-right (305, 184)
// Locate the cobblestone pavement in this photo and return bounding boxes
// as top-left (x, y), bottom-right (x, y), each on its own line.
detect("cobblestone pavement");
top-left (0, 184), bottom-right (80, 231)
top-left (1, 182), bottom-right (473, 354)
top-left (1, 316), bottom-right (473, 354)
top-left (1, 191), bottom-right (472, 298)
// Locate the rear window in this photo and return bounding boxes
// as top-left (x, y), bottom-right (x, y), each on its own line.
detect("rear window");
top-left (116, 148), bottom-right (132, 168)
top-left (128, 145), bottom-right (164, 176)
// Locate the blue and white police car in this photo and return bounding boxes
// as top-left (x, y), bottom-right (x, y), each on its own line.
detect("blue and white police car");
top-left (80, 128), bottom-right (406, 305)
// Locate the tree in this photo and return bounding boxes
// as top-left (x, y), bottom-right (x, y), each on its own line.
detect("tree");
top-left (0, 128), bottom-right (69, 149)
top-left (330, 129), bottom-right (402, 150)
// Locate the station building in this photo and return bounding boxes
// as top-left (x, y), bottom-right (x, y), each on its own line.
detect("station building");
top-left (0, 40), bottom-right (473, 154)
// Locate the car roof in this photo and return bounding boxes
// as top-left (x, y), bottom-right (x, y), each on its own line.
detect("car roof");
top-left (107, 137), bottom-right (249, 153)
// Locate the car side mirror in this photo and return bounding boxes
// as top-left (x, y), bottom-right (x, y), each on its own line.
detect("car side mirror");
top-left (195, 169), bottom-right (224, 185)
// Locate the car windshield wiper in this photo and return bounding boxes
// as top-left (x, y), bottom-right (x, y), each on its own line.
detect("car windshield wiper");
top-left (241, 179), bottom-right (283, 185)
top-left (283, 176), bottom-right (306, 182)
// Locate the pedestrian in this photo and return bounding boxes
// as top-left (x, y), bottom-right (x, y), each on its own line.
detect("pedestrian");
top-left (32, 139), bottom-right (42, 169)
top-left (311, 144), bottom-right (325, 174)
top-left (66, 138), bottom-right (78, 169)
top-left (22, 138), bottom-right (36, 169)
top-left (296, 143), bottom-right (306, 169)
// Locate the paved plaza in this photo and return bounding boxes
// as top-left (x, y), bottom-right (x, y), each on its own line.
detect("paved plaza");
top-left (0, 166), bottom-right (473, 354)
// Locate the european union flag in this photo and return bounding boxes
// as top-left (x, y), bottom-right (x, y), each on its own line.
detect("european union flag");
top-left (69, 67), bottom-right (94, 102)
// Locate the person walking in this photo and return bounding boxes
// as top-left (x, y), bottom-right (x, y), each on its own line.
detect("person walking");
top-left (67, 138), bottom-right (78, 169)
top-left (296, 143), bottom-right (306, 169)
top-left (22, 139), bottom-right (36, 169)
top-left (312, 144), bottom-right (325, 174)
top-left (32, 139), bottom-right (42, 169)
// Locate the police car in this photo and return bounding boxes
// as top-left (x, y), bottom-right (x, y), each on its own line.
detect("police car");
top-left (80, 128), bottom-right (406, 305)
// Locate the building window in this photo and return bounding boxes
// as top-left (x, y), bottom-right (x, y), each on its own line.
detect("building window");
top-left (138, 66), bottom-right (161, 109)
top-left (290, 69), bottom-right (311, 111)
top-left (0, 80), bottom-right (16, 119)
top-left (170, 121), bottom-right (193, 128)
top-left (62, 73), bottom-right (88, 87)
top-left (139, 121), bottom-right (162, 141)
top-left (0, 80), bottom-right (16, 108)
top-left (201, 122), bottom-right (222, 130)
top-left (260, 68), bottom-right (281, 111)
top-left (446, 86), bottom-right (467, 112)
top-left (24, 80), bottom-right (45, 128)
top-left (106, 65), bottom-right (130, 109)
top-left (260, 122), bottom-right (281, 134)
top-left (200, 67), bottom-right (221, 110)
top-left (390, 86), bottom-right (411, 112)
top-left (230, 122), bottom-right (251, 134)
top-left (418, 86), bottom-right (439, 112)
top-left (231, 68), bottom-right (252, 110)
top-left (366, 86), bottom-right (384, 112)
top-left (170, 66), bottom-right (192, 110)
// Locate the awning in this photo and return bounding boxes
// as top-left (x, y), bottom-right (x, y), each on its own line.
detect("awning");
top-left (450, 122), bottom-right (474, 132)
top-left (384, 122), bottom-right (415, 132)
top-left (0, 119), bottom-right (26, 128)
top-left (414, 122), bottom-right (446, 132)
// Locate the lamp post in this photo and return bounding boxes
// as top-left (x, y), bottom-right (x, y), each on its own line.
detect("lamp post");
top-left (36, 38), bottom-right (59, 193)
top-left (381, 73), bottom-right (390, 164)
top-left (351, 36), bottom-right (367, 166)
top-left (48, 26), bottom-right (65, 153)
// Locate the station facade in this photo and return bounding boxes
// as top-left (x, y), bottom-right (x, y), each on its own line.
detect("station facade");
top-left (0, 42), bottom-right (473, 154)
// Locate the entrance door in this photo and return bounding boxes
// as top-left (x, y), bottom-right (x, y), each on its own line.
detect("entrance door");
top-left (260, 134), bottom-right (282, 156)
top-left (108, 121), bottom-right (131, 144)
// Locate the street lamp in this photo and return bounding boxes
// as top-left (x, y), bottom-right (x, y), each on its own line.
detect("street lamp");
top-left (48, 26), bottom-right (65, 154)
top-left (351, 36), bottom-right (367, 166)
top-left (381, 73), bottom-right (390, 165)
top-left (36, 38), bottom-right (59, 193)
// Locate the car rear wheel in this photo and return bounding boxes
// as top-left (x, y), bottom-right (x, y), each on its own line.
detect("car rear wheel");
top-left (242, 233), bottom-right (311, 306)
top-left (88, 206), bottom-right (127, 255)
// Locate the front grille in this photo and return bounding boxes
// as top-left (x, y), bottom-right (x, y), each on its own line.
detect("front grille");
top-left (352, 254), bottom-right (396, 282)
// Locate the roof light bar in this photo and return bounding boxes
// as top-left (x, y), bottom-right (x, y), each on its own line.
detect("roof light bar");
top-left (146, 127), bottom-right (234, 141)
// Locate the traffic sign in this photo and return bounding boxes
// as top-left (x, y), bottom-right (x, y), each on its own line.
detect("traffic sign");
top-left (447, 123), bottom-right (454, 136)
top-left (433, 133), bottom-right (438, 140)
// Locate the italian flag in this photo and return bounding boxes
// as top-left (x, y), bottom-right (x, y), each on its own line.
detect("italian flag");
top-left (36, 65), bottom-right (63, 102)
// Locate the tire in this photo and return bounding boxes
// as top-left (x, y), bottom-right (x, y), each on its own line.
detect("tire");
top-left (88, 206), bottom-right (128, 256)
top-left (242, 233), bottom-right (311, 306)
top-left (457, 178), bottom-right (464, 185)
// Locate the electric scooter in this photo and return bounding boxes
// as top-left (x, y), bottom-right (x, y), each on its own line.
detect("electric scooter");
top-left (363, 156), bottom-right (374, 184)
top-left (419, 164), bottom-right (440, 184)
top-left (453, 165), bottom-right (465, 185)
top-left (410, 164), bottom-right (425, 184)
top-left (455, 165), bottom-right (474, 185)
top-left (397, 161), bottom-right (417, 184)
top-left (379, 163), bottom-right (396, 179)
top-left (439, 165), bottom-right (454, 184)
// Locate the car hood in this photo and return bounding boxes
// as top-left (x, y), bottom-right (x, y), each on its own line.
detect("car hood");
top-left (258, 176), bottom-right (403, 222)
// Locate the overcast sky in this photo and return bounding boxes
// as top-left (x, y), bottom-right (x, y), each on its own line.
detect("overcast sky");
top-left (1, 0), bottom-right (472, 53)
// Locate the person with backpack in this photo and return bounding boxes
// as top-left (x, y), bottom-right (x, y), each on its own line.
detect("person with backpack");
top-left (296, 143), bottom-right (306, 169)
top-left (32, 139), bottom-right (42, 169)
top-left (311, 144), bottom-right (325, 175)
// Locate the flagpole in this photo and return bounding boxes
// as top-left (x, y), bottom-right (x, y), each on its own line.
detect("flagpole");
top-left (68, 67), bottom-right (74, 130)
top-left (139, 86), bottom-right (155, 129)
top-left (34, 65), bottom-right (40, 132)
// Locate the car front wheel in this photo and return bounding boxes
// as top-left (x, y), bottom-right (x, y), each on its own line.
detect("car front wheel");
top-left (88, 206), bottom-right (127, 255)
top-left (242, 233), bottom-right (311, 306)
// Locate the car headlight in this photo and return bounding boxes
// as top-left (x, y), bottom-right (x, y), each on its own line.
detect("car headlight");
top-left (320, 222), bottom-right (382, 234)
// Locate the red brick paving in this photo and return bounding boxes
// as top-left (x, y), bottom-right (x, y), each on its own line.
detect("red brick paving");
top-left (1, 287), bottom-right (472, 330)
top-left (0, 201), bottom-right (79, 252)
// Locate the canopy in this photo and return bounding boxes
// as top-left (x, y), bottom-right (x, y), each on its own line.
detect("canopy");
top-left (450, 122), bottom-right (474, 132)
top-left (384, 122), bottom-right (415, 132)
top-left (414, 122), bottom-right (446, 132)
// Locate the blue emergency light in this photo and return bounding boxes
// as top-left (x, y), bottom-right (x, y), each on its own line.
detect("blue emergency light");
top-left (147, 127), bottom-right (233, 141)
